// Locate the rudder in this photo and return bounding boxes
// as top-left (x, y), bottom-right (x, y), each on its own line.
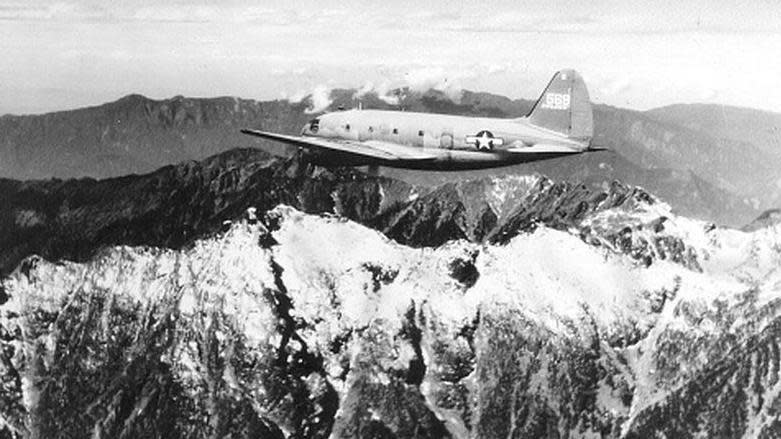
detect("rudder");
top-left (527, 69), bottom-right (593, 143)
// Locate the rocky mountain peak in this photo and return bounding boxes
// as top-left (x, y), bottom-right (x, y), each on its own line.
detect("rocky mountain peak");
top-left (2, 194), bottom-right (779, 437)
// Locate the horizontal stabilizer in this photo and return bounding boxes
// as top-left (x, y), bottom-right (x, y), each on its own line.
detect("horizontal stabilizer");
top-left (505, 144), bottom-right (581, 154)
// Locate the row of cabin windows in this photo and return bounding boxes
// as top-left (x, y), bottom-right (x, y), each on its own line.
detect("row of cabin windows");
top-left (344, 124), bottom-right (424, 137)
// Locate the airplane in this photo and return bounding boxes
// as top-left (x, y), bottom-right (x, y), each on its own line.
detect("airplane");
top-left (241, 69), bottom-right (606, 171)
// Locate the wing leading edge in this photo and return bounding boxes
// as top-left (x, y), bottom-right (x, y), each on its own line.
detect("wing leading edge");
top-left (240, 129), bottom-right (439, 162)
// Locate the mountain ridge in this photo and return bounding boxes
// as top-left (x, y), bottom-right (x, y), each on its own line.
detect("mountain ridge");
top-left (1, 91), bottom-right (769, 226)
top-left (646, 102), bottom-right (781, 159)
top-left (0, 148), bottom-right (702, 278)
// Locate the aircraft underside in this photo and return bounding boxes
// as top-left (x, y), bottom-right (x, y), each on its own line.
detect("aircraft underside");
top-left (303, 148), bottom-right (581, 171)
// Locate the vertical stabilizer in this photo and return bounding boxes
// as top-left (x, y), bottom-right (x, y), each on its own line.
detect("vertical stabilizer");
top-left (527, 69), bottom-right (593, 143)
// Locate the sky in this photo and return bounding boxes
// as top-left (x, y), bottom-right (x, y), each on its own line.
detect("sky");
top-left (1, 0), bottom-right (781, 115)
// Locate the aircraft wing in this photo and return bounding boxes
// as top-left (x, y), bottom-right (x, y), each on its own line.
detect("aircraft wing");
top-left (241, 129), bottom-right (439, 161)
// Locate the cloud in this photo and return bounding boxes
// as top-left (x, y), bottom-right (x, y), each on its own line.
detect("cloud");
top-left (404, 67), bottom-right (466, 100)
top-left (354, 80), bottom-right (400, 104)
top-left (0, 2), bottom-right (299, 25)
top-left (0, 2), bottom-right (100, 21)
top-left (287, 89), bottom-right (306, 104)
top-left (352, 66), bottom-right (475, 105)
top-left (306, 85), bottom-right (332, 113)
top-left (287, 84), bottom-right (333, 113)
top-left (131, 5), bottom-right (222, 23)
top-left (598, 76), bottom-right (633, 97)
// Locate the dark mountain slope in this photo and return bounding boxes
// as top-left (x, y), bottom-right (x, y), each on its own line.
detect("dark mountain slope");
top-left (382, 146), bottom-right (753, 226)
top-left (742, 208), bottom-right (781, 232)
top-left (0, 94), bottom-right (309, 180)
top-left (1, 148), bottom-right (696, 278)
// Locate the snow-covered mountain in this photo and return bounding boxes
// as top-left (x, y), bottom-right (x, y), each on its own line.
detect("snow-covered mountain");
top-left (2, 179), bottom-right (780, 437)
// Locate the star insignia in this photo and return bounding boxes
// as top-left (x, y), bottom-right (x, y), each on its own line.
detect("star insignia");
top-left (466, 130), bottom-right (504, 151)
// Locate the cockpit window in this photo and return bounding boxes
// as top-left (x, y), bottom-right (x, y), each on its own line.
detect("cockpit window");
top-left (309, 118), bottom-right (320, 133)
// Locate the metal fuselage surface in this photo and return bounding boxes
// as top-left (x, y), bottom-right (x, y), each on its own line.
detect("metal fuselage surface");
top-left (302, 109), bottom-right (588, 170)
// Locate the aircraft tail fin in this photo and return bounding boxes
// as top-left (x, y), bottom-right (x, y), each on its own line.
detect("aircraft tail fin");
top-left (527, 69), bottom-right (593, 144)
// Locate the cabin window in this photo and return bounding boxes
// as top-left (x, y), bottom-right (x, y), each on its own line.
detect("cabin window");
top-left (418, 130), bottom-right (424, 136)
top-left (392, 128), bottom-right (398, 134)
top-left (368, 126), bottom-right (374, 133)
top-left (345, 124), bottom-right (350, 131)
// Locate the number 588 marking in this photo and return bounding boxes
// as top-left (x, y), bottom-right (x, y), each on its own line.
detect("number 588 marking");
top-left (541, 93), bottom-right (570, 110)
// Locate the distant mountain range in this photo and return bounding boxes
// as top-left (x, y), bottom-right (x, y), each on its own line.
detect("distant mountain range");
top-left (647, 103), bottom-right (781, 161)
top-left (1, 90), bottom-right (779, 226)
top-left (646, 103), bottom-right (781, 208)
top-left (0, 94), bottom-right (308, 179)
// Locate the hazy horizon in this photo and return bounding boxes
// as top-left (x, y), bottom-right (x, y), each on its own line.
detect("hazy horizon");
top-left (4, 88), bottom-right (781, 119)
top-left (2, 0), bottom-right (781, 115)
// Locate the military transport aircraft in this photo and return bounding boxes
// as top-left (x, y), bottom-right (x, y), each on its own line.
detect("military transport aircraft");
top-left (241, 69), bottom-right (605, 170)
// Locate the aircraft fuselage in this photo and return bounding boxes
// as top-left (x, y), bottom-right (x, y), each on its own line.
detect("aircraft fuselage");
top-left (299, 110), bottom-right (587, 169)
top-left (242, 69), bottom-right (597, 170)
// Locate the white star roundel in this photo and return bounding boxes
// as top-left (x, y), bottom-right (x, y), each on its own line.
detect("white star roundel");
top-left (466, 130), bottom-right (504, 151)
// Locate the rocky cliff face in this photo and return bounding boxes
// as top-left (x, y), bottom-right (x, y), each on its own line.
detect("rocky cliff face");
top-left (0, 148), bottom-right (699, 279)
top-left (1, 195), bottom-right (779, 438)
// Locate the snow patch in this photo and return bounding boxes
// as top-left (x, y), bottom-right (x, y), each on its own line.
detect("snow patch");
top-left (486, 175), bottom-right (541, 217)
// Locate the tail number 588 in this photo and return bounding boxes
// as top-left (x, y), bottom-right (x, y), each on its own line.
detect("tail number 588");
top-left (541, 93), bottom-right (570, 110)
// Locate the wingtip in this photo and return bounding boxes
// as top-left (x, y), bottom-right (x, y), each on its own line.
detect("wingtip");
top-left (241, 128), bottom-right (264, 138)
